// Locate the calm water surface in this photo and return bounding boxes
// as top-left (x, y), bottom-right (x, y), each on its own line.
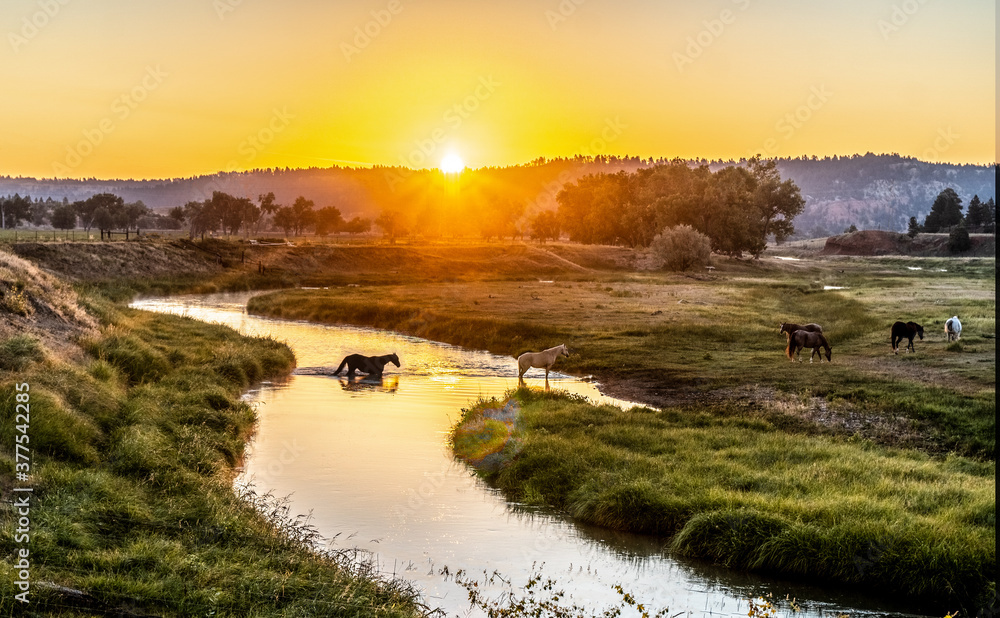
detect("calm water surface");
top-left (131, 292), bottom-right (929, 618)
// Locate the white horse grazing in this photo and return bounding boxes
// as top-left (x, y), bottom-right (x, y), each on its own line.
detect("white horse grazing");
top-left (945, 316), bottom-right (962, 341)
top-left (517, 344), bottom-right (570, 381)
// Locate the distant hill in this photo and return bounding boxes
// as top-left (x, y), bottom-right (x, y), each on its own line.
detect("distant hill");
top-left (770, 155), bottom-right (995, 237)
top-left (0, 154), bottom-right (993, 237)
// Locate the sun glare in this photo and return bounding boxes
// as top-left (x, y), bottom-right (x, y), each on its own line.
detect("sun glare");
top-left (440, 153), bottom-right (465, 174)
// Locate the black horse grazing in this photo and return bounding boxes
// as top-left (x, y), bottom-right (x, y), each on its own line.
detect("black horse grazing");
top-left (334, 353), bottom-right (400, 377)
top-left (890, 321), bottom-right (923, 354)
top-left (786, 330), bottom-right (832, 363)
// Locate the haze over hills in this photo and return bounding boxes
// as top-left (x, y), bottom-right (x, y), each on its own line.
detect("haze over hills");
top-left (0, 154), bottom-right (994, 238)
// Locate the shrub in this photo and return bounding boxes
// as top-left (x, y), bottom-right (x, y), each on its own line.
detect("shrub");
top-left (0, 284), bottom-right (32, 316)
top-left (948, 225), bottom-right (972, 253)
top-left (650, 225), bottom-right (712, 271)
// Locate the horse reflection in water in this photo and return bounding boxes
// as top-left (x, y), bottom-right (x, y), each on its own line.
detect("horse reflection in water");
top-left (293, 366), bottom-right (400, 394)
top-left (339, 374), bottom-right (399, 394)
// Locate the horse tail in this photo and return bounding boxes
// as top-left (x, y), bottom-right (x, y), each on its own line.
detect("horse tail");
top-left (785, 336), bottom-right (794, 360)
top-left (334, 356), bottom-right (348, 375)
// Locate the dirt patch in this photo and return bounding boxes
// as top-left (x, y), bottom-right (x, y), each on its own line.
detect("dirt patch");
top-left (0, 249), bottom-right (97, 360)
top-left (11, 240), bottom-right (227, 282)
top-left (595, 378), bottom-right (936, 452)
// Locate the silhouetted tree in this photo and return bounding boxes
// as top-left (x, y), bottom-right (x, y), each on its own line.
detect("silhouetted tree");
top-left (907, 216), bottom-right (920, 238)
top-left (342, 216), bottom-right (372, 236)
top-left (273, 206), bottom-right (295, 237)
top-left (923, 188), bottom-right (963, 232)
top-left (314, 206), bottom-right (344, 236)
top-left (50, 204), bottom-right (77, 230)
top-left (0, 194), bottom-right (33, 229)
top-left (290, 196), bottom-right (316, 236)
top-left (965, 194), bottom-right (991, 232)
top-left (530, 210), bottom-right (560, 243)
top-left (375, 208), bottom-right (405, 243)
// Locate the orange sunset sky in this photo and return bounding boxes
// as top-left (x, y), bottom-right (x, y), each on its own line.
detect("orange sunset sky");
top-left (1, 0), bottom-right (996, 180)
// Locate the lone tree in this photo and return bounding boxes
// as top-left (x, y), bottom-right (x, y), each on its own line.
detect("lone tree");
top-left (907, 216), bottom-right (921, 238)
top-left (923, 188), bottom-right (964, 232)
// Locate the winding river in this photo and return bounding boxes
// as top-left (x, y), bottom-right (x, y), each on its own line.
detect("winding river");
top-left (131, 292), bottom-right (929, 618)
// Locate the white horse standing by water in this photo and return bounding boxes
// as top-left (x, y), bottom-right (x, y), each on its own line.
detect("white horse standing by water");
top-left (945, 316), bottom-right (962, 341)
top-left (517, 344), bottom-right (570, 382)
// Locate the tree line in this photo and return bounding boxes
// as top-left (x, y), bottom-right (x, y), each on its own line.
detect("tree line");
top-left (551, 158), bottom-right (805, 257)
top-left (908, 188), bottom-right (995, 235)
top-left (0, 193), bottom-right (174, 235)
top-left (905, 188), bottom-right (995, 252)
top-left (168, 191), bottom-right (371, 240)
top-left (0, 190), bottom-right (374, 240)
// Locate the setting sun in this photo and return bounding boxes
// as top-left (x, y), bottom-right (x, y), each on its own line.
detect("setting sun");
top-left (440, 153), bottom-right (465, 174)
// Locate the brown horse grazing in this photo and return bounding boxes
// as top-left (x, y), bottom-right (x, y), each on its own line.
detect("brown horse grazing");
top-left (890, 321), bottom-right (923, 354)
top-left (786, 330), bottom-right (832, 362)
top-left (779, 322), bottom-right (823, 341)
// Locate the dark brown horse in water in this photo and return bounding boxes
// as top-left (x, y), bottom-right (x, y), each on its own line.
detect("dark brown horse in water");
top-left (779, 322), bottom-right (823, 341)
top-left (786, 330), bottom-right (832, 363)
top-left (891, 321), bottom-right (923, 354)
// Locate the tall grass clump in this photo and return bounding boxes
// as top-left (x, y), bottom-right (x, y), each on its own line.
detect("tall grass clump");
top-left (0, 334), bottom-right (44, 371)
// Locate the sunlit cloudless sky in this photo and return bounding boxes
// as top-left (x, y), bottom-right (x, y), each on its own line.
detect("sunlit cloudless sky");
top-left (0, 0), bottom-right (994, 179)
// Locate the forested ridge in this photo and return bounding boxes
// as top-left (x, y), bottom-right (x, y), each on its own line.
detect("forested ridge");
top-left (1, 154), bottom-right (994, 239)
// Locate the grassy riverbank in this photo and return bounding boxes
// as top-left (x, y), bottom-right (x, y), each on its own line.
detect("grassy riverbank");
top-left (0, 282), bottom-right (423, 616)
top-left (453, 388), bottom-right (995, 612)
